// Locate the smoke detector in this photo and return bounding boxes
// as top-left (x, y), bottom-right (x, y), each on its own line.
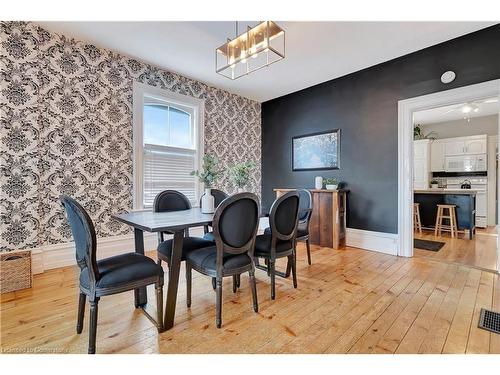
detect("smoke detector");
top-left (441, 71), bottom-right (456, 84)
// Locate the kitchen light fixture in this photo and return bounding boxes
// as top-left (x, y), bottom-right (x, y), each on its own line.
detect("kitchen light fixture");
top-left (216, 21), bottom-right (285, 80)
top-left (461, 103), bottom-right (479, 114)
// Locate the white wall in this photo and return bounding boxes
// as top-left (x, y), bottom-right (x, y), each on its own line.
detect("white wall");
top-left (420, 114), bottom-right (498, 138)
top-left (488, 136), bottom-right (498, 225)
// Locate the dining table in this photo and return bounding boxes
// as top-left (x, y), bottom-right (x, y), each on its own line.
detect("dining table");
top-left (112, 208), bottom-right (214, 330)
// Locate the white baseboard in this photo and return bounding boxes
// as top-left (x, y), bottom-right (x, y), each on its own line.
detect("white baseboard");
top-left (345, 228), bottom-right (399, 256)
top-left (30, 227), bottom-right (206, 274)
top-left (28, 225), bottom-right (398, 274)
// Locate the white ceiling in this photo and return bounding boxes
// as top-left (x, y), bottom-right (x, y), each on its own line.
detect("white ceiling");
top-left (414, 98), bottom-right (499, 125)
top-left (37, 21), bottom-right (497, 102)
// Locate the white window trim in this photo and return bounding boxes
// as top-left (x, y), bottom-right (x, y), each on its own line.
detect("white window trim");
top-left (132, 81), bottom-right (205, 210)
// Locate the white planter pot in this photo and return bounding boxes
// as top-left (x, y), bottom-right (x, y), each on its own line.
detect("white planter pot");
top-left (326, 184), bottom-right (338, 190)
top-left (201, 188), bottom-right (215, 213)
top-left (315, 176), bottom-right (323, 190)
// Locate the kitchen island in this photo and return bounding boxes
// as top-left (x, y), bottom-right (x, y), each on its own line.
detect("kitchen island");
top-left (414, 189), bottom-right (477, 239)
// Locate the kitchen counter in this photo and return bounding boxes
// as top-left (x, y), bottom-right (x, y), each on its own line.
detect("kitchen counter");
top-left (414, 188), bottom-right (477, 195)
top-left (414, 190), bottom-right (476, 239)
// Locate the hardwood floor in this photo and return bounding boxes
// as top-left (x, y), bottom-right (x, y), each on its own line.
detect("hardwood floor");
top-left (1, 244), bottom-right (499, 354)
top-left (414, 226), bottom-right (498, 272)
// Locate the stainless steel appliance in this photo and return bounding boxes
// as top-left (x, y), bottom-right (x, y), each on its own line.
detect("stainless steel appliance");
top-left (447, 177), bottom-right (488, 228)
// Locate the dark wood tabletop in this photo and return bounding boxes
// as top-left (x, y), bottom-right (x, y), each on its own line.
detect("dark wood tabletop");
top-left (112, 208), bottom-right (213, 232)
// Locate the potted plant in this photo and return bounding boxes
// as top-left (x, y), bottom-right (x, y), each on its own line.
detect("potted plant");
top-left (414, 124), bottom-right (438, 140)
top-left (430, 179), bottom-right (439, 189)
top-left (230, 161), bottom-right (256, 193)
top-left (324, 178), bottom-right (338, 190)
top-left (191, 155), bottom-right (222, 213)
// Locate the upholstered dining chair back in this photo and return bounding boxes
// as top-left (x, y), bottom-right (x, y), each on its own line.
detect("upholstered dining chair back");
top-left (297, 189), bottom-right (313, 223)
top-left (212, 192), bottom-right (260, 257)
top-left (269, 191), bottom-right (300, 242)
top-left (60, 195), bottom-right (99, 283)
top-left (153, 190), bottom-right (191, 212)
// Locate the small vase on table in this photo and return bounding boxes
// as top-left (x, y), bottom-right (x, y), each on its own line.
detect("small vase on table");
top-left (201, 188), bottom-right (215, 213)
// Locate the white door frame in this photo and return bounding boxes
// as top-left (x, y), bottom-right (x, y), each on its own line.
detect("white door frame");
top-left (397, 79), bottom-right (500, 259)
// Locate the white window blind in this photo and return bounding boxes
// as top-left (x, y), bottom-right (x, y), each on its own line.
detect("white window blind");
top-left (143, 144), bottom-right (197, 207)
top-left (133, 82), bottom-right (203, 210)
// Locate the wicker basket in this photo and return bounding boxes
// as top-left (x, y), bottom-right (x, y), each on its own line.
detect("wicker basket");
top-left (1, 250), bottom-right (32, 293)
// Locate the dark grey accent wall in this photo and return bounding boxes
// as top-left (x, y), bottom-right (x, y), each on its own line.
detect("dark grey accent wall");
top-left (262, 24), bottom-right (500, 234)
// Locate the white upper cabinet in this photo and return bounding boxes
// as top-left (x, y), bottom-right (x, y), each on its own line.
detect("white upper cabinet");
top-left (444, 139), bottom-right (466, 156)
top-left (443, 135), bottom-right (487, 156)
top-left (464, 138), bottom-right (487, 154)
top-left (414, 140), bottom-right (429, 158)
top-left (430, 140), bottom-right (445, 172)
top-left (413, 139), bottom-right (430, 189)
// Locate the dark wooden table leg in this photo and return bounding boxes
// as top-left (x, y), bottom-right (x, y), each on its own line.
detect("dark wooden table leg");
top-left (134, 228), bottom-right (148, 307)
top-left (163, 230), bottom-right (184, 330)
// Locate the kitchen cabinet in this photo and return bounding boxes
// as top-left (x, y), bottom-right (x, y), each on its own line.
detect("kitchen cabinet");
top-left (444, 135), bottom-right (487, 156)
top-left (464, 138), bottom-right (487, 154)
top-left (414, 139), bottom-right (430, 189)
top-left (444, 139), bottom-right (466, 156)
top-left (430, 140), bottom-right (445, 172)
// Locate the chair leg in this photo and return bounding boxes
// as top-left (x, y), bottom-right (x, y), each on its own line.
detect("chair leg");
top-left (211, 277), bottom-right (216, 290)
top-left (236, 274), bottom-right (241, 288)
top-left (215, 277), bottom-right (223, 328)
top-left (291, 252), bottom-right (298, 289)
top-left (249, 270), bottom-right (258, 313)
top-left (155, 282), bottom-right (164, 333)
top-left (157, 258), bottom-right (162, 267)
top-left (306, 239), bottom-right (312, 265)
top-left (434, 206), bottom-right (441, 236)
top-left (232, 275), bottom-right (238, 293)
top-left (76, 292), bottom-right (86, 334)
top-left (88, 297), bottom-right (99, 354)
top-left (453, 209), bottom-right (459, 238)
top-left (285, 257), bottom-right (292, 277)
top-left (270, 261), bottom-right (276, 300)
top-left (186, 263), bottom-right (192, 308)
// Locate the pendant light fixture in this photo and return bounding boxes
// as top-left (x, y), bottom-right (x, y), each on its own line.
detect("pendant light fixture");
top-left (216, 21), bottom-right (285, 80)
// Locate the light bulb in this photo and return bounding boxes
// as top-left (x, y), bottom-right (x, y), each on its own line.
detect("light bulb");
top-left (462, 105), bottom-right (472, 114)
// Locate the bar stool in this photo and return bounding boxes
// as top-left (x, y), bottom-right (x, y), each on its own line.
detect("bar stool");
top-left (434, 204), bottom-right (458, 238)
top-left (413, 203), bottom-right (422, 234)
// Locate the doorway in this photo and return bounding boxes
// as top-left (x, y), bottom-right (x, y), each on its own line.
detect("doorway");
top-left (398, 79), bottom-right (500, 272)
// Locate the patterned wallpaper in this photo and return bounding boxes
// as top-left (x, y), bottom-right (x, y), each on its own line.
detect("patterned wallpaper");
top-left (0, 21), bottom-right (261, 252)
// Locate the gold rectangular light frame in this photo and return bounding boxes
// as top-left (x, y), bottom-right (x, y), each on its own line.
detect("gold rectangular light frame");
top-left (216, 21), bottom-right (285, 80)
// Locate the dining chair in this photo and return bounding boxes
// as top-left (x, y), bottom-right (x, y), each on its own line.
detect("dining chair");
top-left (264, 189), bottom-right (313, 266)
top-left (155, 190), bottom-right (215, 301)
top-left (254, 191), bottom-right (300, 300)
top-left (185, 192), bottom-right (260, 328)
top-left (197, 189), bottom-right (230, 289)
top-left (60, 195), bottom-right (164, 354)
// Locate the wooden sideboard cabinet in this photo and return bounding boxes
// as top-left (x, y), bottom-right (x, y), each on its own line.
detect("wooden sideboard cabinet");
top-left (273, 189), bottom-right (347, 249)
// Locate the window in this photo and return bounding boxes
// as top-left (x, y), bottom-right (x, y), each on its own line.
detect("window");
top-left (133, 82), bottom-right (204, 209)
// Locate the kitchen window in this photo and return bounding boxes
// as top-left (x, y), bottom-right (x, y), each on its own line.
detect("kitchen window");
top-left (133, 82), bottom-right (204, 209)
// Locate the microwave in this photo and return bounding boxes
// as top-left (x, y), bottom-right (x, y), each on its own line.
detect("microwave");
top-left (444, 154), bottom-right (487, 172)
